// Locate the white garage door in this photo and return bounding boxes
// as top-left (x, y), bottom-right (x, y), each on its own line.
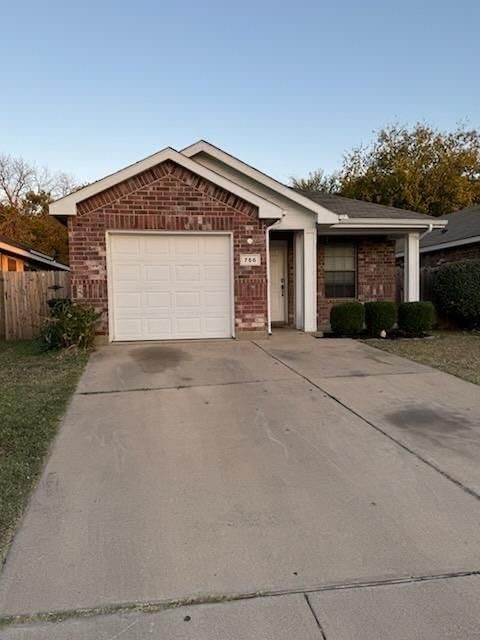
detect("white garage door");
top-left (109, 233), bottom-right (232, 341)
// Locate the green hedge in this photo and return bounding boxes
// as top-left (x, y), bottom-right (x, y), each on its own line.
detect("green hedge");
top-left (330, 302), bottom-right (365, 335)
top-left (398, 301), bottom-right (435, 335)
top-left (364, 301), bottom-right (396, 336)
top-left (433, 260), bottom-right (480, 328)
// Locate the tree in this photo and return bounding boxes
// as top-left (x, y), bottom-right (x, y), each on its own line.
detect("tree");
top-left (290, 169), bottom-right (339, 193)
top-left (338, 124), bottom-right (480, 216)
top-left (0, 154), bottom-right (77, 264)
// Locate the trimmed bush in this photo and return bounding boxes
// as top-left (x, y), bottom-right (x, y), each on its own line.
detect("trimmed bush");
top-left (40, 300), bottom-right (100, 350)
top-left (398, 301), bottom-right (435, 335)
top-left (330, 302), bottom-right (365, 335)
top-left (364, 301), bottom-right (396, 336)
top-left (433, 260), bottom-right (480, 329)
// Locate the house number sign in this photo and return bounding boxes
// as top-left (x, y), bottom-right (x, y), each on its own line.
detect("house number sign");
top-left (240, 254), bottom-right (261, 266)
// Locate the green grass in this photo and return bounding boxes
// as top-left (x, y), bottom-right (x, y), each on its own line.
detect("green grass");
top-left (0, 341), bottom-right (88, 560)
top-left (366, 331), bottom-right (480, 385)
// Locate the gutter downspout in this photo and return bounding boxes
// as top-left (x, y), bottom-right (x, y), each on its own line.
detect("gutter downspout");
top-left (266, 217), bottom-right (283, 335)
top-left (420, 223), bottom-right (433, 240)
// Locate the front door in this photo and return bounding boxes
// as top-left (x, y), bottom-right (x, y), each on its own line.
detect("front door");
top-left (270, 241), bottom-right (287, 324)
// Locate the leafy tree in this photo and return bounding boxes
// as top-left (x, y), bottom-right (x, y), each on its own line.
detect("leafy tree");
top-left (339, 124), bottom-right (480, 216)
top-left (290, 123), bottom-right (480, 216)
top-left (0, 154), bottom-right (77, 264)
top-left (290, 169), bottom-right (339, 193)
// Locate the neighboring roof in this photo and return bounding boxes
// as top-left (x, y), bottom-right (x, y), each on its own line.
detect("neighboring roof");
top-left (0, 234), bottom-right (69, 270)
top-left (295, 190), bottom-right (438, 221)
top-left (419, 204), bottom-right (480, 251)
top-left (49, 147), bottom-right (283, 220)
top-left (181, 140), bottom-right (339, 224)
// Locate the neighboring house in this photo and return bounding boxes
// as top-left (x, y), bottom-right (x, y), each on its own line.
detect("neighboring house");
top-left (0, 235), bottom-right (69, 272)
top-left (418, 204), bottom-right (480, 268)
top-left (49, 141), bottom-right (446, 341)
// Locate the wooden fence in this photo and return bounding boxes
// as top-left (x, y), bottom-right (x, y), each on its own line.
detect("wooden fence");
top-left (395, 266), bottom-right (437, 303)
top-left (0, 271), bottom-right (71, 341)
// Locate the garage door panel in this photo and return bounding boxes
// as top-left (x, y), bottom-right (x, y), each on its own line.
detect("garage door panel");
top-left (110, 234), bottom-right (232, 341)
top-left (175, 291), bottom-right (201, 308)
top-left (143, 265), bottom-right (171, 282)
top-left (175, 265), bottom-right (201, 282)
top-left (144, 292), bottom-right (172, 308)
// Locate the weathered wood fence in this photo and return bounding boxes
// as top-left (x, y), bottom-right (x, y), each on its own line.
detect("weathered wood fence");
top-left (0, 271), bottom-right (71, 341)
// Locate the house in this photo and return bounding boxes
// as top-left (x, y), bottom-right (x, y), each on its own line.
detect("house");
top-left (417, 204), bottom-right (480, 268)
top-left (49, 141), bottom-right (446, 341)
top-left (0, 235), bottom-right (69, 272)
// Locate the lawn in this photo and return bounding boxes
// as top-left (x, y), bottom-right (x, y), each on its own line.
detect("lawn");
top-left (366, 330), bottom-right (480, 385)
top-left (0, 341), bottom-right (88, 560)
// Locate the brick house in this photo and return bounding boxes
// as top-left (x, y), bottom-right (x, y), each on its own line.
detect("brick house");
top-left (49, 141), bottom-right (446, 341)
top-left (417, 204), bottom-right (480, 269)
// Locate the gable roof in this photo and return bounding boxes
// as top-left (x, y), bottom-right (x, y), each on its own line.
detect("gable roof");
top-left (181, 140), bottom-right (339, 224)
top-left (295, 190), bottom-right (438, 221)
top-left (0, 235), bottom-right (69, 270)
top-left (420, 204), bottom-right (480, 251)
top-left (49, 147), bottom-right (284, 220)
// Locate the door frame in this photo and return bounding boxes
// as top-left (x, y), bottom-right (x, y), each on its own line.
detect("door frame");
top-left (106, 230), bottom-right (235, 342)
top-left (269, 239), bottom-right (289, 326)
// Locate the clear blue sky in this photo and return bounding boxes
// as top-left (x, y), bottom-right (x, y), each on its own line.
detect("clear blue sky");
top-left (1, 0), bottom-right (478, 184)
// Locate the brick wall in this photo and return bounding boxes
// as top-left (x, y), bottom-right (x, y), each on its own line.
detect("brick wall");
top-left (317, 237), bottom-right (396, 328)
top-left (68, 160), bottom-right (269, 336)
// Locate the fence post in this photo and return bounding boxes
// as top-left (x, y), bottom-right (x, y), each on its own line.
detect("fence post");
top-left (0, 273), bottom-right (5, 340)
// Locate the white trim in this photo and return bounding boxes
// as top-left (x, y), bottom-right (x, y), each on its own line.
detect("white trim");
top-left (303, 230), bottom-right (317, 332)
top-left (50, 147), bottom-right (283, 220)
top-left (329, 217), bottom-right (448, 231)
top-left (421, 235), bottom-right (480, 255)
top-left (294, 232), bottom-right (304, 330)
top-left (181, 140), bottom-right (339, 224)
top-left (105, 230), bottom-right (235, 342)
top-left (404, 232), bottom-right (420, 302)
top-left (0, 240), bottom-right (69, 271)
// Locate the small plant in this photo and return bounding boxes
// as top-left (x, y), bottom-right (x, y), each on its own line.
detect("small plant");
top-left (40, 300), bottom-right (100, 350)
top-left (364, 301), bottom-right (396, 336)
top-left (398, 301), bottom-right (435, 336)
top-left (330, 302), bottom-right (365, 335)
top-left (433, 260), bottom-right (480, 329)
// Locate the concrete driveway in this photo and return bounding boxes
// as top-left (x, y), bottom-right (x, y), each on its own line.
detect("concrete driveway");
top-left (1, 333), bottom-right (480, 638)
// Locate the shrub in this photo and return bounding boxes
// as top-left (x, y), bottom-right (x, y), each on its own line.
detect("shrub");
top-left (364, 301), bottom-right (396, 336)
top-left (433, 260), bottom-right (480, 328)
top-left (330, 302), bottom-right (365, 335)
top-left (47, 297), bottom-right (72, 316)
top-left (40, 300), bottom-right (100, 350)
top-left (398, 301), bottom-right (435, 335)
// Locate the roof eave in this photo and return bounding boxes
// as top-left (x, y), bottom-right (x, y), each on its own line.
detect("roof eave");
top-left (49, 147), bottom-right (284, 220)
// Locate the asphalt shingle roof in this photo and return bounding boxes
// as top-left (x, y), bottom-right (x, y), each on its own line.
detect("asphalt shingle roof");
top-left (293, 190), bottom-right (436, 221)
top-left (420, 204), bottom-right (480, 249)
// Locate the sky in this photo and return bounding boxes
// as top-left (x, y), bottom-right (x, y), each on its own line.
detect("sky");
top-left (1, 0), bottom-right (479, 185)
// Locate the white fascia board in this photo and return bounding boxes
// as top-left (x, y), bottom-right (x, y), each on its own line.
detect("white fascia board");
top-left (181, 140), bottom-right (339, 224)
top-left (397, 234), bottom-right (480, 257)
top-left (328, 218), bottom-right (448, 231)
top-left (49, 147), bottom-right (283, 220)
top-left (0, 241), bottom-right (69, 270)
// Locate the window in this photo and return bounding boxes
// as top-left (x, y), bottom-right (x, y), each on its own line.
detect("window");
top-left (324, 244), bottom-right (356, 298)
top-left (7, 258), bottom-right (18, 272)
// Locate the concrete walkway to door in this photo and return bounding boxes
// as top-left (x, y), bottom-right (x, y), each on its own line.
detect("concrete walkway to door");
top-left (1, 332), bottom-right (480, 639)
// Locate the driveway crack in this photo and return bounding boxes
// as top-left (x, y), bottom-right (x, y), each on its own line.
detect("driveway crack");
top-left (304, 593), bottom-right (328, 638)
